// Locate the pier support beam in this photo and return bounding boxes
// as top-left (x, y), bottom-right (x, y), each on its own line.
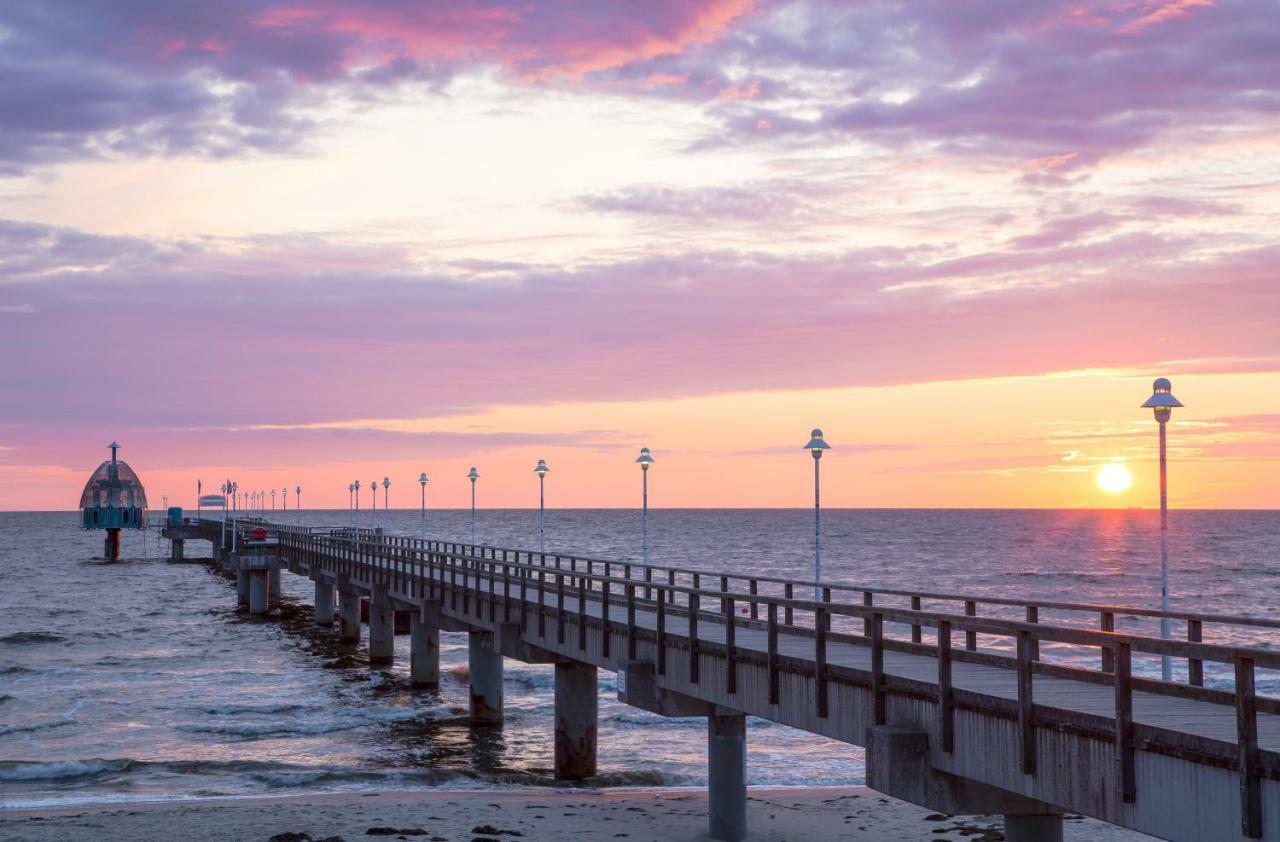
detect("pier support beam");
top-left (236, 566), bottom-right (249, 607)
top-left (170, 539), bottom-right (184, 561)
top-left (103, 528), bottom-right (120, 561)
top-left (468, 630), bottom-right (504, 725)
top-left (368, 587), bottom-right (394, 664)
top-left (248, 570), bottom-right (270, 615)
top-left (1003, 814), bottom-right (1064, 842)
top-left (410, 612), bottom-right (440, 689)
top-left (554, 662), bottom-right (598, 780)
top-left (708, 713), bottom-right (747, 842)
top-left (338, 591), bottom-right (361, 642)
top-left (269, 567), bottom-right (282, 599)
top-left (313, 580), bottom-right (335, 625)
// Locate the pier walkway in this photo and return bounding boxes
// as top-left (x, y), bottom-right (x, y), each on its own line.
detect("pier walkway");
top-left (165, 517), bottom-right (1280, 842)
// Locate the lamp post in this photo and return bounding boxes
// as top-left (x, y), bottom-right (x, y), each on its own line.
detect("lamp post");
top-left (418, 472), bottom-right (429, 541)
top-left (803, 428), bottom-right (831, 601)
top-left (534, 459), bottom-right (550, 554)
top-left (282, 486), bottom-right (288, 514)
top-left (295, 485), bottom-right (301, 512)
top-left (348, 483), bottom-right (354, 531)
top-left (467, 467), bottom-right (480, 545)
top-left (635, 448), bottom-right (654, 568)
top-left (230, 481), bottom-right (238, 553)
top-left (272, 488), bottom-right (276, 511)
top-left (382, 476), bottom-right (390, 534)
top-left (370, 479), bottom-right (378, 532)
top-left (1142, 377), bottom-right (1183, 682)
top-left (354, 480), bottom-right (361, 532)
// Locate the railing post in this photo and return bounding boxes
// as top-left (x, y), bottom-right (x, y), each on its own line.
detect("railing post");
top-left (1114, 641), bottom-right (1135, 803)
top-left (784, 582), bottom-right (794, 626)
top-left (1026, 605), bottom-right (1039, 661)
top-left (578, 571), bottom-right (588, 652)
top-left (689, 589), bottom-right (700, 684)
top-left (911, 595), bottom-right (922, 643)
top-left (863, 592), bottom-right (873, 637)
top-left (1101, 611), bottom-right (1115, 673)
top-left (938, 619), bottom-right (953, 753)
top-left (537, 568), bottom-right (547, 638)
top-left (815, 605), bottom-right (828, 719)
top-left (725, 596), bottom-right (736, 695)
top-left (601, 579), bottom-right (611, 658)
top-left (1188, 619), bottom-right (1204, 687)
top-left (964, 600), bottom-right (977, 651)
top-left (1237, 656), bottom-right (1262, 838)
top-left (767, 601), bottom-right (779, 705)
top-left (720, 575), bottom-right (729, 615)
top-left (627, 583), bottom-right (637, 660)
top-left (1017, 630), bottom-right (1036, 776)
top-left (749, 580), bottom-right (759, 621)
top-left (657, 586), bottom-right (667, 676)
top-left (557, 571), bottom-right (566, 644)
top-left (870, 611), bottom-right (884, 725)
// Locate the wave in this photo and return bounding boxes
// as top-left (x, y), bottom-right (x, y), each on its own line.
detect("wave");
top-left (0, 666), bottom-right (31, 676)
top-left (195, 703), bottom-right (313, 716)
top-left (0, 758), bottom-right (133, 782)
top-left (0, 694), bottom-right (12, 705)
top-left (0, 632), bottom-right (65, 646)
top-left (177, 708), bottom-right (421, 739)
top-left (0, 720), bottom-right (73, 736)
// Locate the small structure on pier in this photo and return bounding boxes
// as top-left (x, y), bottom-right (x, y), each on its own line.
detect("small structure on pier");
top-left (79, 441), bottom-right (148, 560)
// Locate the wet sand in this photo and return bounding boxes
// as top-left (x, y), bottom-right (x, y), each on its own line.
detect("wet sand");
top-left (0, 786), bottom-right (1149, 841)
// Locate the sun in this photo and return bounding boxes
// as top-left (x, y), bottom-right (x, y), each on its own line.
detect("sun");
top-left (1097, 462), bottom-right (1133, 494)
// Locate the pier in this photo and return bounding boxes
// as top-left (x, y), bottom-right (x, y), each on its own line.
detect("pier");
top-left (166, 516), bottom-right (1280, 842)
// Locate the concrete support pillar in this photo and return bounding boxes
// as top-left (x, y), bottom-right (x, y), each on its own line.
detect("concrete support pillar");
top-left (708, 713), bottom-right (747, 842)
top-left (1004, 814), bottom-right (1064, 842)
top-left (554, 662), bottom-right (598, 780)
top-left (368, 588), bottom-right (394, 665)
top-left (103, 528), bottom-right (120, 561)
top-left (236, 567), bottom-right (250, 607)
top-left (338, 591), bottom-right (361, 642)
top-left (468, 630), bottom-right (503, 725)
top-left (409, 613), bottom-right (440, 689)
top-left (269, 567), bottom-right (282, 599)
top-left (170, 539), bottom-right (184, 561)
top-left (249, 570), bottom-right (270, 615)
top-left (313, 580), bottom-right (335, 625)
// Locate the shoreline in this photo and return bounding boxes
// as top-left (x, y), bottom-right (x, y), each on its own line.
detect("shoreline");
top-left (0, 785), bottom-right (1148, 841)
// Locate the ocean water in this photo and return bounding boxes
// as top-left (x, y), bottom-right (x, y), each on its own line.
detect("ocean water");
top-left (2, 508), bottom-right (1278, 809)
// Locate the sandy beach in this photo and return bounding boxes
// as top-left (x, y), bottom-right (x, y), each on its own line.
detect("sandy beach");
top-left (0, 786), bottom-right (1149, 841)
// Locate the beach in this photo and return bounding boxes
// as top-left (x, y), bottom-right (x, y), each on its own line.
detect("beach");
top-left (0, 786), bottom-right (1148, 841)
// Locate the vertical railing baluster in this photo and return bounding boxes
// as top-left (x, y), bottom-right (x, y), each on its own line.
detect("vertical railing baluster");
top-left (784, 582), bottom-right (794, 626)
top-left (1017, 630), bottom-right (1036, 775)
top-left (1114, 641), bottom-right (1135, 803)
top-left (1237, 656), bottom-right (1262, 838)
top-left (749, 580), bottom-right (759, 621)
top-left (1026, 606), bottom-right (1039, 661)
top-left (767, 601), bottom-right (779, 705)
top-left (657, 587), bottom-right (667, 676)
top-left (689, 589), bottom-right (699, 684)
top-left (911, 595), bottom-right (922, 643)
top-left (965, 600), bottom-right (977, 651)
top-left (627, 583), bottom-right (637, 660)
top-left (938, 619), bottom-right (953, 752)
top-left (863, 592), bottom-right (873, 637)
top-left (816, 605), bottom-right (829, 719)
top-left (602, 578), bottom-right (611, 658)
top-left (725, 596), bottom-right (736, 695)
top-left (557, 571), bottom-right (566, 644)
top-left (1188, 620), bottom-right (1204, 687)
top-left (870, 611), bottom-right (884, 725)
top-left (1101, 611), bottom-right (1115, 673)
top-left (537, 567), bottom-right (546, 638)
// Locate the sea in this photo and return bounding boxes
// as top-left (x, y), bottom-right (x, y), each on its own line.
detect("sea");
top-left (2, 508), bottom-right (1277, 809)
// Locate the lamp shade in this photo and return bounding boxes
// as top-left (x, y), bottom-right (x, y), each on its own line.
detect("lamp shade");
top-left (635, 447), bottom-right (655, 467)
top-left (418, 472), bottom-right (428, 484)
top-left (534, 458), bottom-right (550, 476)
top-left (467, 467), bottom-right (480, 481)
top-left (1141, 377), bottom-right (1184, 409)
top-left (803, 428), bottom-right (831, 451)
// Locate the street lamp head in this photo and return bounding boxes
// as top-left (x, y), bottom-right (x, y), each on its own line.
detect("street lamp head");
top-left (418, 472), bottom-right (428, 485)
top-left (804, 428), bottom-right (831, 459)
top-left (1141, 377), bottom-right (1183, 423)
top-left (382, 476), bottom-right (390, 489)
top-left (467, 467), bottom-right (480, 483)
top-left (635, 447), bottom-right (654, 471)
top-left (535, 458), bottom-right (550, 478)
top-left (354, 479), bottom-right (360, 489)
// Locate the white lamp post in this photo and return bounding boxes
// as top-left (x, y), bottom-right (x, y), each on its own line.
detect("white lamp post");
top-left (272, 488), bottom-right (276, 511)
top-left (467, 467), bottom-right (480, 545)
top-left (1142, 377), bottom-right (1183, 682)
top-left (534, 459), bottom-right (550, 553)
top-left (635, 447), bottom-right (654, 567)
top-left (370, 478), bottom-right (378, 531)
top-left (803, 428), bottom-right (831, 601)
top-left (296, 485), bottom-right (301, 513)
top-left (347, 483), bottom-right (354, 531)
top-left (354, 480), bottom-right (361, 531)
top-left (418, 472), bottom-right (428, 541)
top-left (282, 486), bottom-right (288, 514)
top-left (230, 481), bottom-right (238, 552)
top-left (382, 476), bottom-right (390, 534)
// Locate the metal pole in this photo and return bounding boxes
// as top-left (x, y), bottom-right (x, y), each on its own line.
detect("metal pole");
top-left (814, 456), bottom-right (822, 602)
top-left (471, 482), bottom-right (477, 544)
top-left (539, 473), bottom-right (545, 554)
top-left (420, 483), bottom-right (426, 541)
top-left (642, 468), bottom-right (649, 568)
top-left (1159, 418), bottom-right (1171, 681)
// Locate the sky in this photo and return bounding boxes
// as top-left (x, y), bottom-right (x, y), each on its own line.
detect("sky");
top-left (0, 0), bottom-right (1278, 511)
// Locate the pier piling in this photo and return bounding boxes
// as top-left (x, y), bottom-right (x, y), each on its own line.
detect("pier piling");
top-left (269, 567), bottom-right (282, 599)
top-left (368, 586), bottom-right (394, 664)
top-left (248, 570), bottom-right (269, 615)
top-left (708, 713), bottom-right (747, 842)
top-left (338, 591), bottom-right (361, 642)
top-left (410, 611), bottom-right (440, 688)
top-left (313, 579), bottom-right (335, 625)
top-left (235, 565), bottom-right (249, 607)
top-left (554, 661), bottom-right (598, 780)
top-left (468, 630), bottom-right (504, 725)
top-left (1004, 814), bottom-right (1064, 842)
top-left (170, 538), bottom-right (184, 561)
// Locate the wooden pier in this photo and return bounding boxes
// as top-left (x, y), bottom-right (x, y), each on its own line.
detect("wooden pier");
top-left (168, 517), bottom-right (1280, 842)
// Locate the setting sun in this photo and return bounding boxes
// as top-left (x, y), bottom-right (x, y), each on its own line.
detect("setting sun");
top-left (1097, 462), bottom-right (1133, 494)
